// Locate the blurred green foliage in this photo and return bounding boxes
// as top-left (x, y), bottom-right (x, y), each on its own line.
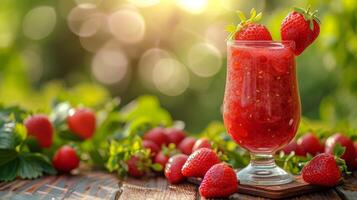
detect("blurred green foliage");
top-left (0, 0), bottom-right (357, 133)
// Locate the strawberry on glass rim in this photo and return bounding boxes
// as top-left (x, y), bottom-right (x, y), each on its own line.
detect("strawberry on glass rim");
top-left (281, 6), bottom-right (320, 55)
top-left (226, 8), bottom-right (272, 41)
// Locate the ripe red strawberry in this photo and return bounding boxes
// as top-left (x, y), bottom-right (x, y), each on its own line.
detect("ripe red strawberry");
top-left (298, 133), bottom-right (324, 156)
top-left (181, 148), bottom-right (220, 178)
top-left (178, 137), bottom-right (196, 155)
top-left (165, 154), bottom-right (188, 184)
top-left (192, 138), bottom-right (212, 152)
top-left (127, 156), bottom-right (145, 177)
top-left (226, 8), bottom-right (272, 41)
top-left (154, 151), bottom-right (169, 169)
top-left (199, 163), bottom-right (238, 198)
top-left (281, 7), bottom-right (320, 55)
top-left (143, 127), bottom-right (169, 147)
top-left (67, 108), bottom-right (96, 139)
top-left (281, 140), bottom-right (305, 156)
top-left (325, 133), bottom-right (356, 169)
top-left (52, 145), bottom-right (80, 173)
top-left (24, 114), bottom-right (53, 148)
top-left (301, 153), bottom-right (343, 186)
top-left (143, 140), bottom-right (160, 157)
top-left (165, 128), bottom-right (186, 145)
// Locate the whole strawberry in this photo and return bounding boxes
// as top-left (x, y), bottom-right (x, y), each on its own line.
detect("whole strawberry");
top-left (281, 7), bottom-right (320, 55)
top-left (181, 148), bottom-right (220, 178)
top-left (165, 154), bottom-right (188, 184)
top-left (282, 140), bottom-right (305, 156)
top-left (301, 153), bottom-right (345, 186)
top-left (178, 137), bottom-right (196, 155)
top-left (143, 140), bottom-right (160, 157)
top-left (325, 133), bottom-right (356, 169)
top-left (143, 127), bottom-right (169, 147)
top-left (192, 138), bottom-right (212, 152)
top-left (155, 151), bottom-right (169, 169)
top-left (67, 108), bottom-right (96, 139)
top-left (298, 133), bottom-right (324, 156)
top-left (24, 114), bottom-right (53, 148)
top-left (127, 156), bottom-right (145, 178)
top-left (52, 145), bottom-right (80, 173)
top-left (199, 163), bottom-right (238, 198)
top-left (226, 8), bottom-right (272, 41)
top-left (165, 128), bottom-right (186, 145)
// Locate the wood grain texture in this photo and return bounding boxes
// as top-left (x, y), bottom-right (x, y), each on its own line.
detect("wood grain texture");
top-left (0, 171), bottom-right (119, 200)
top-left (118, 177), bottom-right (197, 200)
top-left (188, 175), bottom-right (338, 199)
top-left (335, 172), bottom-right (357, 200)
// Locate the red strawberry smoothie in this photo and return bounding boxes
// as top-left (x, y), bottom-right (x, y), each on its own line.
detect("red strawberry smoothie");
top-left (223, 41), bottom-right (300, 153)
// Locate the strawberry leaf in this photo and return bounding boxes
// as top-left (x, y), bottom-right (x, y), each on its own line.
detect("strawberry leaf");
top-left (0, 149), bottom-right (18, 166)
top-left (151, 163), bottom-right (163, 171)
top-left (333, 143), bottom-right (346, 157)
top-left (0, 152), bottom-right (56, 182)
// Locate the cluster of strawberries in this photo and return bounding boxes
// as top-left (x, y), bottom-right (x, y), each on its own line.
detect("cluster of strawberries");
top-left (24, 108), bottom-right (96, 173)
top-left (134, 127), bottom-right (236, 198)
top-left (283, 132), bottom-right (356, 186)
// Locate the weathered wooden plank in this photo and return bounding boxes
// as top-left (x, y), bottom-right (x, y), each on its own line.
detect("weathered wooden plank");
top-left (118, 177), bottom-right (197, 200)
top-left (0, 171), bottom-right (119, 200)
top-left (335, 172), bottom-right (357, 200)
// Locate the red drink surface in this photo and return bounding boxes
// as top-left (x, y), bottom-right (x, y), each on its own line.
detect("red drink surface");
top-left (223, 41), bottom-right (301, 153)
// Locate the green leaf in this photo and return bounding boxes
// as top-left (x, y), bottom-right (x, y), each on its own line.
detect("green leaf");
top-left (225, 24), bottom-right (236, 33)
top-left (0, 121), bottom-right (18, 149)
top-left (0, 149), bottom-right (18, 166)
top-left (293, 7), bottom-right (306, 14)
top-left (333, 143), bottom-right (346, 157)
top-left (309, 20), bottom-right (314, 31)
top-left (236, 11), bottom-right (246, 21)
top-left (254, 12), bottom-right (262, 21)
top-left (151, 163), bottom-right (163, 171)
top-left (0, 158), bottom-right (20, 182)
top-left (50, 102), bottom-right (72, 128)
top-left (0, 105), bottom-right (28, 122)
top-left (250, 8), bottom-right (256, 18)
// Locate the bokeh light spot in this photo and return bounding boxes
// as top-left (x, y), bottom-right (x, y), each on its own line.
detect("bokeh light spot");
top-left (23, 6), bottom-right (57, 40)
top-left (68, 5), bottom-right (104, 37)
top-left (108, 9), bottom-right (145, 44)
top-left (92, 47), bottom-right (128, 85)
top-left (187, 43), bottom-right (222, 77)
top-left (75, 0), bottom-right (102, 8)
top-left (138, 48), bottom-right (171, 88)
top-left (176, 0), bottom-right (208, 14)
top-left (153, 58), bottom-right (189, 96)
top-left (127, 0), bottom-right (160, 7)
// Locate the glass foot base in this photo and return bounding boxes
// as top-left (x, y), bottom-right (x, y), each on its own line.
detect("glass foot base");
top-left (237, 163), bottom-right (293, 186)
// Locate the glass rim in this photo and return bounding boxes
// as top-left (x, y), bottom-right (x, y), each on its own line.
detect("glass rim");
top-left (227, 40), bottom-right (295, 48)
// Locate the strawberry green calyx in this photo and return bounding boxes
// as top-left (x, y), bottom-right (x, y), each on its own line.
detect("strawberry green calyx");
top-left (333, 144), bottom-right (351, 175)
top-left (226, 8), bottom-right (263, 40)
top-left (294, 6), bottom-right (321, 31)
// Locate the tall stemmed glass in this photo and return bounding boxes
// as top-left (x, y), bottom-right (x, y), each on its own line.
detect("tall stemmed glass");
top-left (223, 40), bottom-right (300, 185)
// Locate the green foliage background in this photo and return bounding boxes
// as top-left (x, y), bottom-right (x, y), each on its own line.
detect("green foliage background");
top-left (0, 0), bottom-right (357, 133)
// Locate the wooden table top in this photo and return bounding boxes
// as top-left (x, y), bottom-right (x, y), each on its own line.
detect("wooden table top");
top-left (0, 171), bottom-right (356, 200)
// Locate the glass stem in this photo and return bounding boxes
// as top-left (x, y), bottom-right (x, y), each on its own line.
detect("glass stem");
top-left (250, 153), bottom-right (276, 169)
